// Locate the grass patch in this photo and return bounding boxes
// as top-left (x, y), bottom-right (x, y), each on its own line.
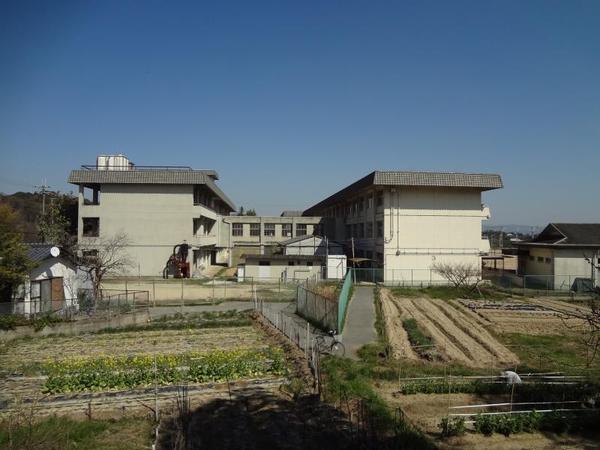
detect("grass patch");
top-left (96, 310), bottom-right (252, 334)
top-left (501, 333), bottom-right (597, 374)
top-left (320, 356), bottom-right (435, 449)
top-left (0, 416), bottom-right (153, 450)
top-left (402, 318), bottom-right (433, 348)
top-left (391, 285), bottom-right (507, 301)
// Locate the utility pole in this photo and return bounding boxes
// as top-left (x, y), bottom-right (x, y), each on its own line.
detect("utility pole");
top-left (34, 179), bottom-right (51, 216)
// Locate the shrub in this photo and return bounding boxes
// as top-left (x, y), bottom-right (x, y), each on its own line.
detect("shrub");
top-left (438, 416), bottom-right (466, 437)
top-left (474, 414), bottom-right (496, 436)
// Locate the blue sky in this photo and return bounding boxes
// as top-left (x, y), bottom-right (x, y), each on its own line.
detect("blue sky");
top-left (1, 0), bottom-right (599, 225)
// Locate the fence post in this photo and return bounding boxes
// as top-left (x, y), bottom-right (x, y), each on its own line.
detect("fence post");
top-left (152, 279), bottom-right (156, 307)
top-left (180, 278), bottom-right (184, 315)
top-left (411, 269), bottom-right (414, 287)
top-left (306, 322), bottom-right (310, 356)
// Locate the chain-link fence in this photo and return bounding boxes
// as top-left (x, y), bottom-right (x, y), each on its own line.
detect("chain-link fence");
top-left (101, 276), bottom-right (303, 306)
top-left (0, 288), bottom-right (150, 321)
top-left (484, 270), bottom-right (597, 296)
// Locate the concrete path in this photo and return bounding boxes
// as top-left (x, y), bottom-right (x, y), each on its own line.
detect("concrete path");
top-left (342, 286), bottom-right (377, 359)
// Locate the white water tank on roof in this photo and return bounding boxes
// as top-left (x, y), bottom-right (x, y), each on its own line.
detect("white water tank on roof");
top-left (96, 154), bottom-right (133, 171)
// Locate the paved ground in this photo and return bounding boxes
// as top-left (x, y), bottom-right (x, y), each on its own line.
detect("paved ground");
top-left (149, 301), bottom-right (291, 319)
top-left (342, 286), bottom-right (377, 359)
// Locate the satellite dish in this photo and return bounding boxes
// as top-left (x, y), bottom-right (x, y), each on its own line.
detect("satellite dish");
top-left (50, 247), bottom-right (60, 258)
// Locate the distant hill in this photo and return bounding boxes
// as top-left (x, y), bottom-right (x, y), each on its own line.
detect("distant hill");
top-left (0, 191), bottom-right (77, 242)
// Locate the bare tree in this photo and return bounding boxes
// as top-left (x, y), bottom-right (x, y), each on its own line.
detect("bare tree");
top-left (78, 231), bottom-right (134, 302)
top-left (432, 261), bottom-right (482, 290)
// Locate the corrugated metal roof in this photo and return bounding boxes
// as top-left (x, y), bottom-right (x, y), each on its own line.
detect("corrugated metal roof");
top-left (26, 243), bottom-right (54, 262)
top-left (68, 169), bottom-right (236, 211)
top-left (303, 170), bottom-right (502, 215)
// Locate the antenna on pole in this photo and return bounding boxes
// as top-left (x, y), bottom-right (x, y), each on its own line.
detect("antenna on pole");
top-left (34, 179), bottom-right (51, 216)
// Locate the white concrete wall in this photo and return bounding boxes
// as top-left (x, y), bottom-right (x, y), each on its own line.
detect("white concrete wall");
top-left (79, 184), bottom-right (219, 276)
top-left (242, 261), bottom-right (323, 282)
top-left (382, 187), bottom-right (487, 283)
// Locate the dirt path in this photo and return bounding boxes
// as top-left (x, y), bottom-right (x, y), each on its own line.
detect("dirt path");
top-left (379, 290), bottom-right (418, 360)
top-left (380, 289), bottom-right (518, 368)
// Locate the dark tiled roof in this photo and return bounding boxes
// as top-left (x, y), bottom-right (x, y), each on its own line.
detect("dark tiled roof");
top-left (373, 171), bottom-right (503, 189)
top-left (26, 243), bottom-right (55, 262)
top-left (304, 170), bottom-right (502, 215)
top-left (278, 235), bottom-right (320, 246)
top-left (68, 169), bottom-right (235, 211)
top-left (523, 223), bottom-right (600, 246)
top-left (68, 169), bottom-right (213, 185)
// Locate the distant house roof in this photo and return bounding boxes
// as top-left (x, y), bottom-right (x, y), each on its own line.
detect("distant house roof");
top-left (518, 223), bottom-right (600, 248)
top-left (68, 168), bottom-right (235, 211)
top-left (280, 210), bottom-right (304, 217)
top-left (303, 170), bottom-right (503, 215)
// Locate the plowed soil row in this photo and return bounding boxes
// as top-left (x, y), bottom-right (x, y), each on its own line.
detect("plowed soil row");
top-left (380, 289), bottom-right (518, 367)
top-left (379, 290), bottom-right (418, 360)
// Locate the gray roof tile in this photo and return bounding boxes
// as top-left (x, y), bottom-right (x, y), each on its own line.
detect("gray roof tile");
top-left (68, 169), bottom-right (236, 211)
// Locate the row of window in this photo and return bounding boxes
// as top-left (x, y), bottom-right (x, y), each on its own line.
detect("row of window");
top-left (344, 221), bottom-right (384, 239)
top-left (324, 192), bottom-right (384, 218)
top-left (528, 255), bottom-right (552, 264)
top-left (232, 223), bottom-right (309, 238)
top-left (258, 260), bottom-right (313, 266)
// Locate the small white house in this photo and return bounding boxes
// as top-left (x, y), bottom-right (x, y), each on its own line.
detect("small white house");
top-left (516, 223), bottom-right (600, 291)
top-left (279, 235), bottom-right (344, 256)
top-left (13, 244), bottom-right (90, 316)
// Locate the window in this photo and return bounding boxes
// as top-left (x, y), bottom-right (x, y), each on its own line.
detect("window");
top-left (376, 221), bottom-right (383, 238)
top-left (306, 261), bottom-right (313, 266)
top-left (289, 261), bottom-right (295, 266)
top-left (528, 255), bottom-right (534, 262)
top-left (366, 222), bottom-right (373, 238)
top-left (259, 260), bottom-right (270, 266)
top-left (82, 249), bottom-right (98, 258)
top-left (358, 223), bottom-right (364, 238)
top-left (545, 257), bottom-right (551, 264)
top-left (358, 197), bottom-right (364, 213)
top-left (367, 196), bottom-right (373, 210)
top-left (232, 223), bottom-right (243, 236)
top-left (296, 224), bottom-right (307, 236)
top-left (345, 224), bottom-right (351, 238)
top-left (82, 217), bottom-right (99, 237)
top-left (537, 256), bottom-right (543, 263)
top-left (250, 223), bottom-right (260, 237)
top-left (376, 191), bottom-right (383, 207)
top-left (282, 223), bottom-right (292, 237)
top-left (264, 223), bottom-right (275, 237)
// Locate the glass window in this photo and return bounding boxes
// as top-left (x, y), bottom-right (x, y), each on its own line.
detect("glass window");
top-left (296, 224), bottom-right (307, 236)
top-left (282, 223), bottom-right (292, 237)
top-left (232, 223), bottom-right (243, 236)
top-left (366, 222), bottom-right (373, 238)
top-left (264, 223), bottom-right (275, 236)
top-left (250, 223), bottom-right (260, 237)
top-left (376, 221), bottom-right (383, 238)
top-left (82, 218), bottom-right (99, 237)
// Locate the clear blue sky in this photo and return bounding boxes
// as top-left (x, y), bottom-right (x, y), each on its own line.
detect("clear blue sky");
top-left (1, 0), bottom-right (598, 225)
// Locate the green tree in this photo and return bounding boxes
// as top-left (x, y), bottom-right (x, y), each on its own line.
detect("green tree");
top-left (0, 204), bottom-right (34, 301)
top-left (37, 199), bottom-right (70, 245)
top-left (245, 209), bottom-right (257, 216)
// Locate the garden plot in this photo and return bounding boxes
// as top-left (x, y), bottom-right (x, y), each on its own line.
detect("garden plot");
top-left (375, 381), bottom-right (599, 450)
top-left (459, 298), bottom-right (588, 335)
top-left (0, 326), bottom-right (265, 372)
top-left (380, 289), bottom-right (518, 367)
top-left (0, 319), bottom-right (286, 415)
